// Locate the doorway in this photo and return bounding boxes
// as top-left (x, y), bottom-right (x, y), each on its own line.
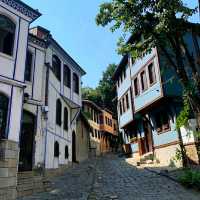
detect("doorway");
top-left (139, 120), bottom-right (153, 156)
top-left (19, 111), bottom-right (35, 172)
top-left (72, 131), bottom-right (76, 162)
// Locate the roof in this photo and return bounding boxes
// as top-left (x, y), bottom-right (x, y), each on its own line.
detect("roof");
top-left (82, 100), bottom-right (114, 116)
top-left (113, 21), bottom-right (200, 81)
top-left (113, 54), bottom-right (128, 81)
top-left (82, 100), bottom-right (102, 112)
top-left (113, 35), bottom-right (136, 81)
top-left (29, 26), bottom-right (86, 76)
top-left (50, 37), bottom-right (86, 76)
top-left (0, 0), bottom-right (41, 22)
top-left (28, 33), bottom-right (46, 48)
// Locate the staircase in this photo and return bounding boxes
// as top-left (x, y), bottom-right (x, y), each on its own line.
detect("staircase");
top-left (17, 171), bottom-right (52, 198)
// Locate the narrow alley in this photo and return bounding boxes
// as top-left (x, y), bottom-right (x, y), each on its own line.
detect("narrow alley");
top-left (19, 154), bottom-right (200, 200)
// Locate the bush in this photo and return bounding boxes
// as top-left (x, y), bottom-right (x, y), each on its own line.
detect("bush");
top-left (178, 170), bottom-right (200, 190)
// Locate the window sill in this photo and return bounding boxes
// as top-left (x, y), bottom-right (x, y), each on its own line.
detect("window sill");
top-left (0, 52), bottom-right (14, 61)
top-left (25, 81), bottom-right (32, 85)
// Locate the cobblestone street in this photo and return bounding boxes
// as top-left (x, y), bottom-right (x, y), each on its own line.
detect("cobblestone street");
top-left (20, 154), bottom-right (200, 200)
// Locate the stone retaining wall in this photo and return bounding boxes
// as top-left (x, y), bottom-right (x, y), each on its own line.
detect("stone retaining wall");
top-left (0, 140), bottom-right (19, 200)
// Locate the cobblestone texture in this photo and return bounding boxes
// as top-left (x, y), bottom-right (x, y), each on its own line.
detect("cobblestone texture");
top-left (19, 154), bottom-right (200, 200)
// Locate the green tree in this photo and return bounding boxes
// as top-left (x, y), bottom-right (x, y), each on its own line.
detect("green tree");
top-left (97, 64), bottom-right (117, 114)
top-left (82, 87), bottom-right (102, 105)
top-left (82, 64), bottom-right (117, 114)
top-left (96, 0), bottom-right (200, 166)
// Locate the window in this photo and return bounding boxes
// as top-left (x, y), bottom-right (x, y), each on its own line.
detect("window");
top-left (148, 63), bottom-right (156, 84)
top-left (120, 74), bottom-right (123, 83)
top-left (119, 102), bottom-right (122, 115)
top-left (114, 124), bottom-right (116, 131)
top-left (106, 117), bottom-right (108, 125)
top-left (123, 69), bottom-right (126, 79)
top-left (91, 130), bottom-right (94, 137)
top-left (65, 145), bottom-right (69, 159)
top-left (0, 15), bottom-right (15, 56)
top-left (25, 50), bottom-right (33, 81)
top-left (56, 99), bottom-right (62, 126)
top-left (95, 129), bottom-right (97, 138)
top-left (52, 55), bottom-right (61, 81)
top-left (155, 112), bottom-right (170, 133)
top-left (73, 73), bottom-right (79, 94)
top-left (126, 93), bottom-right (129, 110)
top-left (0, 93), bottom-right (9, 139)
top-left (63, 65), bottom-right (71, 88)
top-left (140, 71), bottom-right (148, 91)
top-left (98, 131), bottom-right (100, 139)
top-left (64, 107), bottom-right (68, 131)
top-left (100, 115), bottom-right (104, 124)
top-left (117, 80), bottom-right (120, 87)
top-left (134, 78), bottom-right (139, 96)
top-left (54, 141), bottom-right (59, 157)
top-left (122, 98), bottom-right (125, 113)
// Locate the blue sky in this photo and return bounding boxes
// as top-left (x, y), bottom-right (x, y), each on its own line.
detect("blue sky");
top-left (24, 0), bottom-right (199, 88)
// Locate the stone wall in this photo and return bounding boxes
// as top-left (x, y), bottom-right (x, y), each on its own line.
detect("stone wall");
top-left (0, 140), bottom-right (18, 200)
top-left (76, 119), bottom-right (89, 163)
top-left (184, 143), bottom-right (199, 165)
top-left (154, 143), bottom-right (182, 167)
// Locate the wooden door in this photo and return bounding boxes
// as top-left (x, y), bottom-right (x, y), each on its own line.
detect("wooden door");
top-left (19, 111), bottom-right (35, 172)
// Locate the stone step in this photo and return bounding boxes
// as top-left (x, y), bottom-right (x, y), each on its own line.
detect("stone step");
top-left (17, 172), bottom-right (52, 198)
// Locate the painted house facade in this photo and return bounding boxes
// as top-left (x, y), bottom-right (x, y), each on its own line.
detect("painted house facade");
top-left (114, 29), bottom-right (200, 166)
top-left (82, 100), bottom-right (118, 155)
top-left (0, 1), bottom-right (86, 199)
top-left (0, 0), bottom-right (41, 199)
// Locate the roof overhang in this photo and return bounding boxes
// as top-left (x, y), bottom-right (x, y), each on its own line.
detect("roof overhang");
top-left (61, 95), bottom-right (81, 109)
top-left (0, 0), bottom-right (41, 22)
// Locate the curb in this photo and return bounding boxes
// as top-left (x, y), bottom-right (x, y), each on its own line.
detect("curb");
top-left (144, 167), bottom-right (179, 183)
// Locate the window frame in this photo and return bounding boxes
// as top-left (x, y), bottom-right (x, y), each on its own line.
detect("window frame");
top-left (140, 70), bottom-right (148, 92)
top-left (63, 64), bottom-right (71, 88)
top-left (134, 77), bottom-right (140, 97)
top-left (0, 93), bottom-right (9, 139)
top-left (56, 99), bottom-right (62, 126)
top-left (52, 55), bottom-right (61, 81)
top-left (24, 50), bottom-right (33, 82)
top-left (64, 107), bottom-right (68, 131)
top-left (0, 14), bottom-right (16, 57)
top-left (148, 62), bottom-right (156, 85)
top-left (65, 145), bottom-right (69, 159)
top-left (73, 73), bottom-right (79, 94)
top-left (154, 112), bottom-right (171, 134)
top-left (125, 93), bottom-right (130, 110)
top-left (54, 141), bottom-right (59, 157)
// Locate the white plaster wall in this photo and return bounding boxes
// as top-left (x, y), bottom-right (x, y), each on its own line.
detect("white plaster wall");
top-left (0, 3), bottom-right (32, 143)
top-left (32, 48), bottom-right (45, 100)
top-left (14, 19), bottom-right (29, 81)
top-left (8, 87), bottom-right (24, 142)
top-left (0, 6), bottom-right (20, 78)
top-left (117, 65), bottom-right (131, 99)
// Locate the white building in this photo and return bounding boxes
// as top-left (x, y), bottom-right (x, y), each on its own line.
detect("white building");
top-left (0, 1), bottom-right (86, 199)
top-left (20, 26), bottom-right (86, 173)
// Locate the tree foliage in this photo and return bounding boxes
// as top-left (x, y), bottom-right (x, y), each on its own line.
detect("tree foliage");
top-left (82, 64), bottom-right (117, 114)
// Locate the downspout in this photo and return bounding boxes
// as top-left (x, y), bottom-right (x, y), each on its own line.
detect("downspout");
top-left (44, 58), bottom-right (50, 169)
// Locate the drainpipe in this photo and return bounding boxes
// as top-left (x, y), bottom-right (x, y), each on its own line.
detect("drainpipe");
top-left (43, 60), bottom-right (50, 170)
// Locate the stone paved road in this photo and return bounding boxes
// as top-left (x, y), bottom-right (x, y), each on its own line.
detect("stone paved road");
top-left (20, 154), bottom-right (200, 200)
